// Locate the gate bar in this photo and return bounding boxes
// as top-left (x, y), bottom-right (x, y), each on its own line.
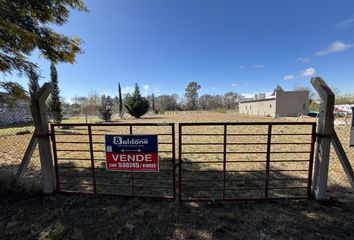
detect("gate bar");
top-left (307, 123), bottom-right (316, 198)
top-left (223, 124), bottom-right (227, 200)
top-left (265, 124), bottom-right (272, 198)
top-left (51, 125), bottom-right (61, 192)
top-left (178, 123), bottom-right (182, 202)
top-left (88, 125), bottom-right (97, 194)
top-left (172, 123), bottom-right (176, 199)
top-left (129, 125), bottom-right (135, 196)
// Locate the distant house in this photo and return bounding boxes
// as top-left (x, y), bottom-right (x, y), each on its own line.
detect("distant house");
top-left (239, 89), bottom-right (309, 117)
top-left (0, 92), bottom-right (32, 126)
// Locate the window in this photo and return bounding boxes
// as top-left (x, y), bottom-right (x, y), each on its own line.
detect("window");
top-left (303, 103), bottom-right (306, 110)
top-left (270, 104), bottom-right (272, 108)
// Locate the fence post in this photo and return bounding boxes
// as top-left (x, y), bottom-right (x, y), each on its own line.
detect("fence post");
top-left (31, 82), bottom-right (55, 193)
top-left (311, 77), bottom-right (335, 200)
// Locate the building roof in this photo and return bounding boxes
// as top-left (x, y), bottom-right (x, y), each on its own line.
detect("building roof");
top-left (240, 97), bottom-right (275, 104)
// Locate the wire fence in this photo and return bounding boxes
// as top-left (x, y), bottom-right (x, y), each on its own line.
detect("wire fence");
top-left (0, 109), bottom-right (353, 201)
top-left (328, 116), bottom-right (354, 202)
top-left (0, 123), bottom-right (41, 183)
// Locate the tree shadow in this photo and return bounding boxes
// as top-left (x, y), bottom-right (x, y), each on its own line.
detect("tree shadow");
top-left (1, 161), bottom-right (354, 240)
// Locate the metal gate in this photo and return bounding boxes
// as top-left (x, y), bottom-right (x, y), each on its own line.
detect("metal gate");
top-left (51, 123), bottom-right (176, 199)
top-left (178, 122), bottom-right (316, 201)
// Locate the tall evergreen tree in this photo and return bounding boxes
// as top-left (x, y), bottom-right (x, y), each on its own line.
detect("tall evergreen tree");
top-left (49, 63), bottom-right (63, 123)
top-left (118, 82), bottom-right (123, 118)
top-left (125, 84), bottom-right (150, 118)
top-left (152, 93), bottom-right (155, 111)
top-left (28, 68), bottom-right (39, 97)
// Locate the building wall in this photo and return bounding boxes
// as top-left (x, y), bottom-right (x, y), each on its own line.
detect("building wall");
top-left (0, 102), bottom-right (32, 126)
top-left (239, 99), bottom-right (276, 117)
top-left (275, 91), bottom-right (309, 117)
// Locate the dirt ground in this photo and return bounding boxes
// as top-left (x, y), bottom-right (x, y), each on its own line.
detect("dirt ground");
top-left (1, 112), bottom-right (354, 239)
top-left (0, 191), bottom-right (353, 240)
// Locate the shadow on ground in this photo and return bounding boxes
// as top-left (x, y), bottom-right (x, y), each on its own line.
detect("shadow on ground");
top-left (1, 162), bottom-right (354, 240)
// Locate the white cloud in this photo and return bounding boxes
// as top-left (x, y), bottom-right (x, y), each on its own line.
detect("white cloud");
top-left (316, 41), bottom-right (353, 56)
top-left (335, 17), bottom-right (354, 29)
top-left (252, 64), bottom-right (265, 69)
top-left (283, 75), bottom-right (295, 81)
top-left (239, 65), bottom-right (245, 70)
top-left (301, 67), bottom-right (316, 77)
top-left (143, 84), bottom-right (150, 91)
top-left (296, 57), bottom-right (310, 63)
top-left (231, 83), bottom-right (239, 87)
top-left (121, 86), bottom-right (134, 94)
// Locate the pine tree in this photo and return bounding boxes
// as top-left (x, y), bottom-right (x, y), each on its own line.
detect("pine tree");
top-left (28, 68), bottom-right (39, 97)
top-left (125, 84), bottom-right (150, 118)
top-left (118, 82), bottom-right (123, 118)
top-left (49, 63), bottom-right (63, 123)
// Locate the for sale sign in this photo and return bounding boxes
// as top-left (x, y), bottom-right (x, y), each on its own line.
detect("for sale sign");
top-left (105, 134), bottom-right (159, 171)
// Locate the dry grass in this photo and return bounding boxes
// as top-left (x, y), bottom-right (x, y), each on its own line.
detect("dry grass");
top-left (1, 112), bottom-right (354, 239)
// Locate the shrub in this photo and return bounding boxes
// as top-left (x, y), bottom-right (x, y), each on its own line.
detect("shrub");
top-left (97, 95), bottom-right (113, 121)
top-left (125, 84), bottom-right (150, 118)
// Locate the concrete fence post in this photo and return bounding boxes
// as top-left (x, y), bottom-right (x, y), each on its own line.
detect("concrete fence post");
top-left (311, 77), bottom-right (335, 200)
top-left (30, 82), bottom-right (55, 193)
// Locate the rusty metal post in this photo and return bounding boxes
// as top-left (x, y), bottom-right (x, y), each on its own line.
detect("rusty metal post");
top-left (171, 123), bottom-right (176, 199)
top-left (307, 123), bottom-right (316, 198)
top-left (265, 124), bottom-right (272, 198)
top-left (223, 124), bottom-right (227, 200)
top-left (129, 125), bottom-right (135, 196)
top-left (88, 125), bottom-right (97, 194)
top-left (178, 123), bottom-right (183, 202)
top-left (50, 124), bottom-right (60, 192)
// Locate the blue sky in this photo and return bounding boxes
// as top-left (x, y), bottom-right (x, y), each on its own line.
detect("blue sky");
top-left (2, 0), bottom-right (354, 100)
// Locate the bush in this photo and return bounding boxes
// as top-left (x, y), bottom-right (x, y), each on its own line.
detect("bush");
top-left (97, 95), bottom-right (113, 121)
top-left (125, 84), bottom-right (150, 118)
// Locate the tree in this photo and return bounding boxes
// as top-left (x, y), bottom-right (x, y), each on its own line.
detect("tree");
top-left (125, 84), bottom-right (150, 118)
top-left (223, 92), bottom-right (239, 110)
top-left (118, 82), bottom-right (123, 118)
top-left (156, 94), bottom-right (178, 111)
top-left (72, 96), bottom-right (88, 114)
top-left (151, 93), bottom-right (156, 111)
top-left (48, 63), bottom-right (63, 123)
top-left (97, 95), bottom-right (113, 122)
top-left (185, 81), bottom-right (201, 110)
top-left (0, 0), bottom-right (87, 75)
top-left (0, 81), bottom-right (28, 105)
top-left (272, 84), bottom-right (284, 96)
top-left (28, 68), bottom-right (39, 97)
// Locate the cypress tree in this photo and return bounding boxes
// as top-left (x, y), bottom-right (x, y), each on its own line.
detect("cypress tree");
top-left (118, 82), bottom-right (123, 118)
top-left (125, 83), bottom-right (150, 118)
top-left (152, 93), bottom-right (155, 111)
top-left (49, 63), bottom-right (63, 123)
top-left (28, 68), bottom-right (39, 97)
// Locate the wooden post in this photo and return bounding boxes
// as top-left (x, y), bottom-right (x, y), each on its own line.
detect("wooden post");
top-left (311, 77), bottom-right (335, 200)
top-left (31, 82), bottom-right (55, 193)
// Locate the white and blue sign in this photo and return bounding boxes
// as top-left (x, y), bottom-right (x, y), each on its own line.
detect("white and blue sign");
top-left (105, 134), bottom-right (159, 171)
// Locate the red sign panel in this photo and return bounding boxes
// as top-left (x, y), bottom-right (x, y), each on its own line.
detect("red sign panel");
top-left (105, 135), bottom-right (159, 172)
